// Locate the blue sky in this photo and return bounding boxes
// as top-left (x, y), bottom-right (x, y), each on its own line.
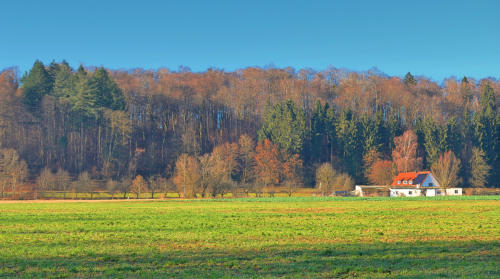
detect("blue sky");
top-left (1, 0), bottom-right (499, 81)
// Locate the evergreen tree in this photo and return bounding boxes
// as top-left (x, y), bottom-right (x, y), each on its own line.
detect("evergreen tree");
top-left (403, 72), bottom-right (417, 87)
top-left (310, 101), bottom-right (328, 163)
top-left (361, 112), bottom-right (384, 154)
top-left (21, 60), bottom-right (52, 112)
top-left (469, 148), bottom-right (491, 187)
top-left (473, 82), bottom-right (498, 171)
top-left (258, 100), bottom-right (306, 155)
top-left (90, 67), bottom-right (126, 110)
top-left (335, 109), bottom-right (363, 178)
top-left (52, 62), bottom-right (77, 103)
top-left (423, 117), bottom-right (444, 167)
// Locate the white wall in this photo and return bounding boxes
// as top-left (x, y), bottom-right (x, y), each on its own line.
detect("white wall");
top-left (390, 188), bottom-right (421, 197)
top-left (445, 188), bottom-right (462, 196)
top-left (425, 189), bottom-right (436, 197)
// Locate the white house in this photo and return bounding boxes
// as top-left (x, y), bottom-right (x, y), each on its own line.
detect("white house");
top-left (389, 171), bottom-right (462, 197)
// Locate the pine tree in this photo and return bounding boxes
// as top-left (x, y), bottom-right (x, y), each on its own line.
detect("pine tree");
top-left (258, 100), bottom-right (306, 155)
top-left (403, 72), bottom-right (417, 87)
top-left (469, 148), bottom-right (491, 187)
top-left (473, 82), bottom-right (498, 172)
top-left (90, 67), bottom-right (126, 110)
top-left (21, 60), bottom-right (52, 112)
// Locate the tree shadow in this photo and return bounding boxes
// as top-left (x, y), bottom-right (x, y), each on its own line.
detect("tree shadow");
top-left (1, 240), bottom-right (498, 278)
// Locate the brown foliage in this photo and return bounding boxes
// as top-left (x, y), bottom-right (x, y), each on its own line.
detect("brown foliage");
top-left (368, 160), bottom-right (394, 185)
top-left (131, 175), bottom-right (147, 198)
top-left (173, 154), bottom-right (200, 198)
top-left (392, 130), bottom-right (422, 173)
top-left (254, 139), bottom-right (281, 188)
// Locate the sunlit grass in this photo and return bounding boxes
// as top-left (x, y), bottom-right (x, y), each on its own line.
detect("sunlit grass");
top-left (0, 197), bottom-right (498, 278)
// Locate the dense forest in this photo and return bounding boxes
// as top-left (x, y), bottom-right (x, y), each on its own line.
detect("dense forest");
top-left (0, 60), bottom-right (498, 198)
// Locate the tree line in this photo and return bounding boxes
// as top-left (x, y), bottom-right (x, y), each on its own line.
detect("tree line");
top-left (0, 61), bottom-right (498, 198)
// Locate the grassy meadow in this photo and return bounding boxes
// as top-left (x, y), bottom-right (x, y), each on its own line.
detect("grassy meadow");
top-left (0, 197), bottom-right (499, 278)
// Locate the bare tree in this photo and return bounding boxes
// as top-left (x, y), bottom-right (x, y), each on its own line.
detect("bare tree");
top-left (36, 167), bottom-right (55, 199)
top-left (148, 175), bottom-right (163, 199)
top-left (316, 163), bottom-right (336, 196)
top-left (54, 168), bottom-right (71, 199)
top-left (432, 151), bottom-right (461, 189)
top-left (106, 179), bottom-right (119, 199)
top-left (173, 154), bottom-right (200, 198)
top-left (131, 175), bottom-right (147, 199)
top-left (392, 130), bottom-right (422, 173)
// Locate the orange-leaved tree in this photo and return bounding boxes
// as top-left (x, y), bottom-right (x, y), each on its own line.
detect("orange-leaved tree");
top-left (392, 130), bottom-right (422, 173)
top-left (254, 139), bottom-right (281, 195)
top-left (368, 160), bottom-right (394, 185)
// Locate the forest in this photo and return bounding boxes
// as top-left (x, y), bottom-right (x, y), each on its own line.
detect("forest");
top-left (0, 60), bottom-right (498, 198)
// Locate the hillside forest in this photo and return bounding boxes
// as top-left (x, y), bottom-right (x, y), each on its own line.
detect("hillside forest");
top-left (0, 61), bottom-right (498, 198)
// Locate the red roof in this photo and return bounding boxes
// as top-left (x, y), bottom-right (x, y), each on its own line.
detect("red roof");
top-left (391, 171), bottom-right (430, 186)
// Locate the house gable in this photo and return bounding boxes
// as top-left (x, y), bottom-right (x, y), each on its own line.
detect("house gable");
top-left (421, 173), bottom-right (440, 187)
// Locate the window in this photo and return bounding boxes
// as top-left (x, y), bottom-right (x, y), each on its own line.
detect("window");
top-left (455, 190), bottom-right (459, 194)
top-left (409, 191), bottom-right (413, 195)
top-left (409, 180), bottom-right (413, 184)
top-left (397, 181), bottom-right (401, 184)
top-left (403, 180), bottom-right (407, 184)
top-left (428, 183), bottom-right (433, 187)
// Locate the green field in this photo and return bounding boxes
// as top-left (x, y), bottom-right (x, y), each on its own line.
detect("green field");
top-left (0, 197), bottom-right (499, 278)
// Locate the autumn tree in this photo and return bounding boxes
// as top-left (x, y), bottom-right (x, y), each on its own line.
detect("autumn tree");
top-left (363, 148), bottom-right (383, 181)
top-left (73, 172), bottom-right (92, 199)
top-left (173, 154), bottom-right (200, 198)
top-left (206, 143), bottom-right (239, 197)
top-left (315, 163), bottom-right (336, 196)
top-left (106, 179), bottom-right (119, 199)
top-left (368, 160), bottom-right (394, 185)
top-left (282, 153), bottom-right (303, 196)
top-left (253, 140), bottom-right (281, 195)
top-left (332, 173), bottom-right (354, 193)
top-left (36, 167), bottom-right (55, 198)
top-left (148, 175), bottom-right (164, 199)
top-left (54, 168), bottom-right (71, 199)
top-left (0, 149), bottom-right (27, 199)
top-left (131, 175), bottom-right (147, 198)
top-left (431, 151), bottom-right (461, 189)
top-left (237, 134), bottom-right (256, 186)
top-left (392, 130), bottom-right (423, 173)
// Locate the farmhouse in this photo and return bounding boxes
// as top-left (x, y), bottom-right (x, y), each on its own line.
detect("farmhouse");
top-left (355, 171), bottom-right (463, 197)
top-left (390, 171), bottom-right (462, 197)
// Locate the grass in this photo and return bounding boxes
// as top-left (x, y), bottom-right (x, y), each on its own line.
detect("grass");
top-left (0, 197), bottom-right (499, 278)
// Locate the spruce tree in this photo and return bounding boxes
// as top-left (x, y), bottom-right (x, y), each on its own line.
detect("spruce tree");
top-left (404, 72), bottom-right (417, 87)
top-left (21, 60), bottom-right (52, 112)
top-left (258, 100), bottom-right (306, 156)
top-left (473, 83), bottom-right (498, 167)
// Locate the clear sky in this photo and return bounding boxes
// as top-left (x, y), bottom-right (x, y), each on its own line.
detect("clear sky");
top-left (1, 0), bottom-right (499, 81)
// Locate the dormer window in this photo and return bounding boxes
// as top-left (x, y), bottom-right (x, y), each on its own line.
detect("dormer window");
top-left (403, 180), bottom-right (407, 184)
top-left (409, 180), bottom-right (413, 184)
top-left (397, 181), bottom-right (401, 184)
